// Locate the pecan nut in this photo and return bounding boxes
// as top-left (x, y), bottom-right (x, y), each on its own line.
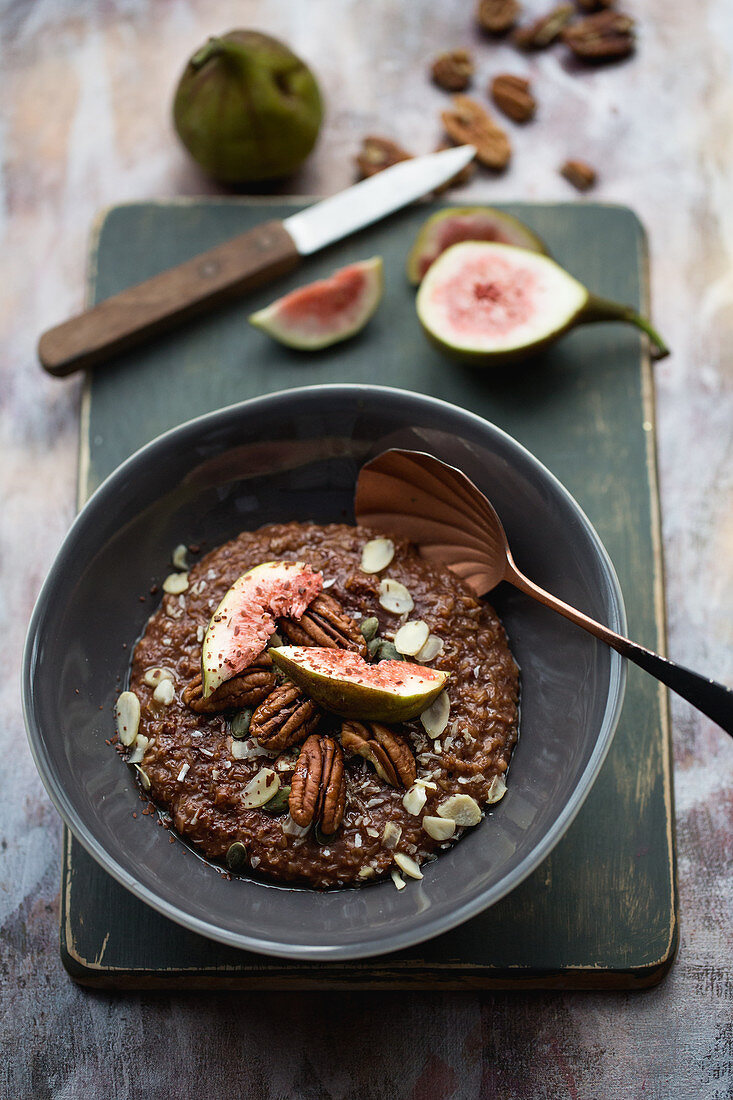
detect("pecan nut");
top-left (513, 4), bottom-right (574, 50)
top-left (433, 142), bottom-right (477, 194)
top-left (562, 11), bottom-right (635, 61)
top-left (490, 74), bottom-right (537, 123)
top-left (476, 0), bottom-right (519, 35)
top-left (356, 135), bottom-right (412, 179)
top-left (289, 734), bottom-right (345, 834)
top-left (431, 49), bottom-right (474, 92)
top-left (560, 159), bottom-right (597, 191)
top-left (250, 682), bottom-right (321, 752)
top-left (183, 656), bottom-right (275, 713)
top-left (341, 721), bottom-right (416, 789)
top-left (280, 592), bottom-right (367, 656)
top-left (442, 96), bottom-right (511, 172)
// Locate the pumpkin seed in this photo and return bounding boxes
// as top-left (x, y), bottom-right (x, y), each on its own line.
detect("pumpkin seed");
top-left (225, 841), bottom-right (248, 872)
top-left (360, 616), bottom-right (380, 643)
top-left (230, 709), bottom-right (253, 739)
top-left (376, 639), bottom-right (402, 662)
top-left (262, 785), bottom-right (291, 814)
top-left (367, 636), bottom-right (381, 658)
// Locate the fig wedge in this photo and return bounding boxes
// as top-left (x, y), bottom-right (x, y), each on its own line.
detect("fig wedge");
top-left (407, 206), bottom-right (547, 284)
top-left (201, 561), bottom-right (322, 698)
top-left (416, 241), bottom-right (669, 363)
top-left (249, 257), bottom-right (383, 349)
top-left (270, 646), bottom-right (449, 722)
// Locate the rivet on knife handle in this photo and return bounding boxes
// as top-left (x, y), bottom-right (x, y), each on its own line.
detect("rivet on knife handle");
top-left (37, 220), bottom-right (300, 377)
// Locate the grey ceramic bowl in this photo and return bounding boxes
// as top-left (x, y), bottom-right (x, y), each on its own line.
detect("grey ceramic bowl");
top-left (23, 385), bottom-right (625, 960)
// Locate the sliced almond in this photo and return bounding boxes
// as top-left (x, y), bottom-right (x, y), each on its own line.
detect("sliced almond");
top-left (242, 767), bottom-right (280, 809)
top-left (115, 691), bottom-right (140, 746)
top-left (391, 868), bottom-right (406, 890)
top-left (143, 667), bottom-right (175, 688)
top-left (394, 852), bottom-right (423, 880)
top-left (171, 544), bottom-right (189, 570)
top-left (153, 679), bottom-right (175, 706)
top-left (127, 733), bottom-right (149, 765)
top-left (358, 865), bottom-right (376, 879)
top-left (402, 784), bottom-right (428, 816)
top-left (378, 578), bottom-right (414, 615)
top-left (360, 537), bottom-right (395, 573)
top-left (437, 793), bottom-right (482, 826)
top-left (422, 815), bottom-right (456, 841)
top-left (420, 690), bottom-right (450, 738)
top-left (134, 764), bottom-right (151, 790)
top-left (394, 619), bottom-right (430, 656)
top-left (162, 572), bottom-right (189, 595)
top-left (414, 777), bottom-right (438, 790)
top-left (416, 634), bottom-right (444, 662)
top-left (382, 821), bottom-right (403, 849)
top-left (486, 774), bottom-right (508, 804)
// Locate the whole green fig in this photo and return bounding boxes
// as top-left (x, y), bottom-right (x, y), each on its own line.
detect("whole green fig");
top-left (173, 30), bottom-right (323, 183)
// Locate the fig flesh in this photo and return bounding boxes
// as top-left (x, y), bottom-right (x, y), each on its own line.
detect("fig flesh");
top-left (407, 206), bottom-right (547, 284)
top-left (202, 561), bottom-right (322, 697)
top-left (270, 646), bottom-right (449, 722)
top-left (249, 257), bottom-right (383, 350)
top-left (416, 241), bottom-right (669, 363)
top-left (173, 30), bottom-right (323, 183)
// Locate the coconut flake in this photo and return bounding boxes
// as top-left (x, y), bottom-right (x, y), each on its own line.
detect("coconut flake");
top-left (378, 578), bottom-right (414, 615)
top-left (176, 763), bottom-right (190, 782)
top-left (361, 538), bottom-right (395, 574)
top-left (196, 624), bottom-right (205, 643)
top-left (420, 691), bottom-right (450, 738)
top-left (322, 577), bottom-right (336, 589)
top-left (115, 691), bottom-right (140, 747)
top-left (382, 822), bottom-right (402, 849)
top-left (394, 619), bottom-right (430, 656)
top-left (354, 833), bottom-right (363, 848)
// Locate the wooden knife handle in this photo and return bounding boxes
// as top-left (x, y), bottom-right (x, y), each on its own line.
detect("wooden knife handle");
top-left (38, 219), bottom-right (300, 376)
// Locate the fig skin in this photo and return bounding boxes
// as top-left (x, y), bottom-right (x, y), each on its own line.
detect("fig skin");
top-left (173, 30), bottom-right (323, 184)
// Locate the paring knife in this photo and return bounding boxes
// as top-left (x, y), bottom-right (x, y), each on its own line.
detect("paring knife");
top-left (38, 144), bottom-right (476, 376)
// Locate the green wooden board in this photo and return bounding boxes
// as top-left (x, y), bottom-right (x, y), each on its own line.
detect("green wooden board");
top-left (61, 199), bottom-right (677, 989)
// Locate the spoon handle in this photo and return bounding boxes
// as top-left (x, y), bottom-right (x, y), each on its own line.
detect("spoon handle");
top-left (509, 568), bottom-right (733, 736)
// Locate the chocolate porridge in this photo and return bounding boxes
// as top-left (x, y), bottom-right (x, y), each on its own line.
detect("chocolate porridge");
top-left (118, 523), bottom-right (519, 889)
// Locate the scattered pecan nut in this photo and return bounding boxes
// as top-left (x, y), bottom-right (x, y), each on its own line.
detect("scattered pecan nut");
top-left (513, 4), bottom-right (575, 49)
top-left (341, 721), bottom-right (417, 789)
top-left (183, 657), bottom-right (276, 713)
top-left (431, 49), bottom-right (474, 92)
top-left (562, 10), bottom-right (635, 61)
top-left (476, 0), bottom-right (520, 35)
top-left (441, 96), bottom-right (511, 171)
top-left (490, 74), bottom-right (537, 123)
top-left (356, 135), bottom-right (412, 179)
top-left (279, 592), bottom-right (367, 656)
top-left (289, 734), bottom-right (345, 834)
top-left (560, 158), bottom-right (597, 190)
top-left (250, 681), bottom-right (321, 752)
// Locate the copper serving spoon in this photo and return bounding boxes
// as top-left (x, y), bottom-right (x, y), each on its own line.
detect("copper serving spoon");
top-left (355, 448), bottom-right (733, 736)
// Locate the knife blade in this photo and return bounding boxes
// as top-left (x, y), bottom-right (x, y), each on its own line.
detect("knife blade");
top-left (38, 145), bottom-right (476, 377)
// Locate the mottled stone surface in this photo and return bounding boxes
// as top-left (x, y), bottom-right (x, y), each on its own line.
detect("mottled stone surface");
top-left (1, 1), bottom-right (731, 1097)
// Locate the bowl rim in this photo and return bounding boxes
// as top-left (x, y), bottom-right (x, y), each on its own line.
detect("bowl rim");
top-left (22, 383), bottom-right (627, 960)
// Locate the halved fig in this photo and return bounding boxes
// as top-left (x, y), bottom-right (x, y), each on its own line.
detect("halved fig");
top-left (416, 241), bottom-right (669, 364)
top-left (406, 206), bottom-right (547, 284)
top-left (270, 646), bottom-right (449, 722)
top-left (249, 256), bottom-right (383, 349)
top-left (201, 561), bottom-right (322, 698)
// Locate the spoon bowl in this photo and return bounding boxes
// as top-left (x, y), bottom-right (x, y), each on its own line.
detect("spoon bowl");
top-left (355, 448), bottom-right (733, 736)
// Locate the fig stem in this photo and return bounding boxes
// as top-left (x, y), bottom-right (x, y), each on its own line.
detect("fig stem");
top-left (581, 295), bottom-right (670, 360)
top-left (190, 37), bottom-right (224, 69)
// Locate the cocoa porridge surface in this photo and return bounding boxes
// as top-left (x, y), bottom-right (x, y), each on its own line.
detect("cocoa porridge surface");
top-left (127, 522), bottom-right (519, 889)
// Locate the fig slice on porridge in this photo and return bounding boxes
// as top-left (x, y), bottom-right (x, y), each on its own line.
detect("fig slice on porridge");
top-left (270, 645), bottom-right (449, 722)
top-left (201, 560), bottom-right (322, 697)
